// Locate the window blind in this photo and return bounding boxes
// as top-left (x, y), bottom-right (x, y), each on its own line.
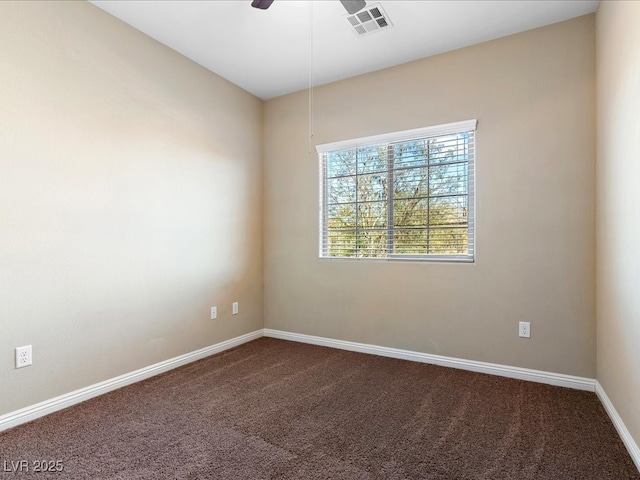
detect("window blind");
top-left (317, 120), bottom-right (476, 262)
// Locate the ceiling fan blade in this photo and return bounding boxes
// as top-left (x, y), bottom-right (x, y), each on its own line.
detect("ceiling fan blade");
top-left (251, 0), bottom-right (275, 10)
top-left (340, 0), bottom-right (367, 15)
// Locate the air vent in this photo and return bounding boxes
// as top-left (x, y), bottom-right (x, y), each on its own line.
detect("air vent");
top-left (345, 3), bottom-right (392, 37)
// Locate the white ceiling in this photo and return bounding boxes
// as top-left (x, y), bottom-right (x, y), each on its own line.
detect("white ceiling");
top-left (90, 0), bottom-right (598, 100)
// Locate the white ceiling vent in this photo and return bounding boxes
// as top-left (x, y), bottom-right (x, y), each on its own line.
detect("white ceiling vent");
top-left (345, 3), bottom-right (392, 37)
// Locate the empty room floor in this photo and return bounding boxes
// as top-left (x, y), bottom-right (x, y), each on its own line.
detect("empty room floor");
top-left (0, 338), bottom-right (638, 479)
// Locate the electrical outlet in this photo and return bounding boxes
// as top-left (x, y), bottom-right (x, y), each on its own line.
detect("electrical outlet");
top-left (519, 322), bottom-right (531, 338)
top-left (232, 302), bottom-right (238, 315)
top-left (15, 345), bottom-right (32, 368)
top-left (210, 306), bottom-right (217, 320)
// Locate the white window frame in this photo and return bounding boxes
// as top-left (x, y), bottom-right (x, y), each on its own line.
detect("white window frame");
top-left (317, 119), bottom-right (477, 262)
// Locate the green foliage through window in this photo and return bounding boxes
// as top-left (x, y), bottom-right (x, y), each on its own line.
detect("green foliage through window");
top-left (319, 123), bottom-right (475, 261)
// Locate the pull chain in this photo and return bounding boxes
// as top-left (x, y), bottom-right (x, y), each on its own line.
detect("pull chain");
top-left (308, 0), bottom-right (315, 153)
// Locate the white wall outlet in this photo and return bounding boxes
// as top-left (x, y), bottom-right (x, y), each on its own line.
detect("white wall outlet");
top-left (232, 302), bottom-right (239, 315)
top-left (210, 306), bottom-right (217, 320)
top-left (15, 345), bottom-right (32, 368)
top-left (519, 321), bottom-right (531, 338)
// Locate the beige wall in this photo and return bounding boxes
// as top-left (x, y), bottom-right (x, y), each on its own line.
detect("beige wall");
top-left (0, 3), bottom-right (602, 419)
top-left (596, 0), bottom-right (640, 450)
top-left (0, 2), bottom-right (263, 415)
top-left (264, 15), bottom-right (596, 377)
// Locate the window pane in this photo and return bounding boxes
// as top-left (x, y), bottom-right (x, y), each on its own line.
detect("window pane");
top-left (357, 172), bottom-right (387, 203)
top-left (327, 176), bottom-right (356, 205)
top-left (428, 227), bottom-right (468, 254)
top-left (356, 145), bottom-right (387, 174)
top-left (429, 163), bottom-right (468, 196)
top-left (393, 141), bottom-right (428, 169)
top-left (326, 151), bottom-right (356, 178)
top-left (356, 200), bottom-right (386, 229)
top-left (393, 166), bottom-right (429, 199)
top-left (326, 230), bottom-right (356, 257)
top-left (394, 228), bottom-right (428, 255)
top-left (393, 198), bottom-right (428, 227)
top-left (429, 196), bottom-right (468, 227)
top-left (327, 203), bottom-right (356, 229)
top-left (356, 229), bottom-right (387, 258)
top-left (429, 133), bottom-right (469, 165)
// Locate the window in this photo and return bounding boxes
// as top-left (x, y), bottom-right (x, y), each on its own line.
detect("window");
top-left (317, 119), bottom-right (476, 262)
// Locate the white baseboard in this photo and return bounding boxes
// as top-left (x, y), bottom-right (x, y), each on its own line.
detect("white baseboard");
top-left (596, 381), bottom-right (640, 472)
top-left (0, 328), bottom-right (606, 436)
top-left (263, 329), bottom-right (596, 391)
top-left (0, 329), bottom-right (263, 433)
top-left (5, 327), bottom-right (638, 474)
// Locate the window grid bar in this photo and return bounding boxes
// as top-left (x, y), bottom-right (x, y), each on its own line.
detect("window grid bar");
top-left (325, 156), bottom-right (469, 180)
top-left (386, 144), bottom-right (394, 255)
top-left (426, 141), bottom-right (431, 254)
top-left (354, 149), bottom-right (359, 253)
top-left (320, 153), bottom-right (327, 257)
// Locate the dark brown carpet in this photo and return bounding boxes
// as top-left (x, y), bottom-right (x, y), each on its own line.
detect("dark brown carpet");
top-left (1, 338), bottom-right (638, 479)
